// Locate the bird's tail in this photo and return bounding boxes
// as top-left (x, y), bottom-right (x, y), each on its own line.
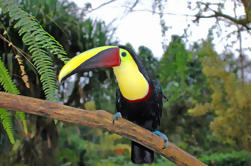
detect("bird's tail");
top-left (131, 141), bottom-right (154, 164)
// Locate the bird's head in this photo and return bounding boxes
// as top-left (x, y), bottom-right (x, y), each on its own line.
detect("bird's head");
top-left (58, 46), bottom-right (150, 101)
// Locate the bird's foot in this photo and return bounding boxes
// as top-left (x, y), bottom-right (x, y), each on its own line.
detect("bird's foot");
top-left (154, 130), bottom-right (168, 148)
top-left (113, 112), bottom-right (122, 124)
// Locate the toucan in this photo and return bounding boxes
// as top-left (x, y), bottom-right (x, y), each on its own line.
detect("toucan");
top-left (58, 46), bottom-right (168, 164)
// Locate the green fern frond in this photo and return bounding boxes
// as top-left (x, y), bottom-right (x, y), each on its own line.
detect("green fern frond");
top-left (0, 59), bottom-right (28, 141)
top-left (40, 26), bottom-right (69, 64)
top-left (0, 59), bottom-right (20, 95)
top-left (0, 108), bottom-right (15, 144)
top-left (1, 0), bottom-right (69, 101)
top-left (0, 59), bottom-right (16, 143)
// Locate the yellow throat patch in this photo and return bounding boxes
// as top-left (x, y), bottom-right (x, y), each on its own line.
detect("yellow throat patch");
top-left (113, 48), bottom-right (149, 101)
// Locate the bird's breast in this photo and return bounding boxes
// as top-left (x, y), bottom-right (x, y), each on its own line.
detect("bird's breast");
top-left (113, 63), bottom-right (150, 101)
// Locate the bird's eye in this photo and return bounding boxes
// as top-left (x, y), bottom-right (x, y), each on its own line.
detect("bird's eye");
top-left (122, 52), bottom-right (127, 57)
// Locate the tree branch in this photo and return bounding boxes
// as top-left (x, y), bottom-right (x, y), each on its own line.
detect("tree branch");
top-left (195, 2), bottom-right (251, 31)
top-left (196, 10), bottom-right (250, 30)
top-left (0, 92), bottom-right (206, 166)
top-left (128, 0), bottom-right (139, 11)
top-left (89, 0), bottom-right (117, 12)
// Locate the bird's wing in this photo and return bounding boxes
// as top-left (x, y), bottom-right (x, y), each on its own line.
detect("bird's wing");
top-left (152, 79), bottom-right (164, 122)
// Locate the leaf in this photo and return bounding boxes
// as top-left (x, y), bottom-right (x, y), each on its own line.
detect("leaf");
top-left (0, 58), bottom-right (28, 141)
top-left (1, 0), bottom-right (69, 101)
top-left (0, 108), bottom-right (15, 144)
top-left (0, 58), bottom-right (20, 94)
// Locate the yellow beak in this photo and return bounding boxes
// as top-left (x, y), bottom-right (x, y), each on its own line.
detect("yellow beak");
top-left (58, 46), bottom-right (120, 83)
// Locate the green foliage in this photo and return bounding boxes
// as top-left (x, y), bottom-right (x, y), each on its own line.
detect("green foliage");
top-left (189, 42), bottom-right (251, 151)
top-left (0, 58), bottom-right (27, 143)
top-left (84, 130), bottom-right (131, 165)
top-left (1, 0), bottom-right (68, 101)
top-left (158, 36), bottom-right (213, 155)
top-left (0, 108), bottom-right (15, 144)
top-left (159, 35), bottom-right (190, 90)
top-left (158, 35), bottom-right (209, 106)
top-left (199, 151), bottom-right (251, 166)
top-left (0, 0), bottom-right (68, 146)
top-left (56, 125), bottom-right (131, 166)
top-left (0, 59), bottom-right (20, 94)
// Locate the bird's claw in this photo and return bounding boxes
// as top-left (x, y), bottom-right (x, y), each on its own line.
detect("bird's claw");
top-left (113, 112), bottom-right (122, 124)
top-left (154, 130), bottom-right (168, 148)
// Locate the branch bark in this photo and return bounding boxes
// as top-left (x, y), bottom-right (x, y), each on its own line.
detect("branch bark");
top-left (0, 92), bottom-right (206, 166)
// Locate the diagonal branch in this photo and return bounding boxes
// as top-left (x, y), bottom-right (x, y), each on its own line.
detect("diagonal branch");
top-left (195, 2), bottom-right (251, 31)
top-left (89, 0), bottom-right (117, 12)
top-left (0, 92), bottom-right (206, 166)
top-left (195, 10), bottom-right (250, 30)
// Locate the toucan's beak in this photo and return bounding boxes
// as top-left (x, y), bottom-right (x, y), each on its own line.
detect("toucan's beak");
top-left (58, 46), bottom-right (120, 83)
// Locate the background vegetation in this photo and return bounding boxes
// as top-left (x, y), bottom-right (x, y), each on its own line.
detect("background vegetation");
top-left (0, 0), bottom-right (250, 165)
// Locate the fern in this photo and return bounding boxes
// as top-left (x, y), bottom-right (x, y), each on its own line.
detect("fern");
top-left (0, 60), bottom-right (20, 95)
top-left (1, 0), bottom-right (69, 101)
top-left (0, 108), bottom-right (15, 144)
top-left (0, 59), bottom-right (27, 143)
top-left (0, 0), bottom-right (69, 143)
